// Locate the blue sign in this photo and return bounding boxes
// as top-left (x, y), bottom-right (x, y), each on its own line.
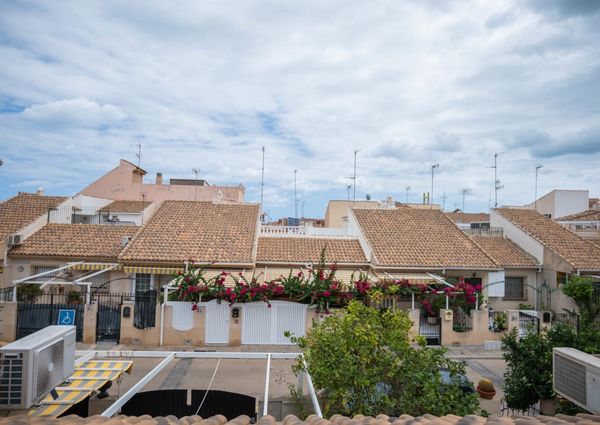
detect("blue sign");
top-left (57, 309), bottom-right (76, 326)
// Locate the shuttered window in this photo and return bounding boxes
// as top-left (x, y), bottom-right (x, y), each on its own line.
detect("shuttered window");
top-left (504, 277), bottom-right (525, 300)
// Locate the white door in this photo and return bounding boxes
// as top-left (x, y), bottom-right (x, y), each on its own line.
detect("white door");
top-left (204, 301), bottom-right (230, 344)
top-left (242, 301), bottom-right (307, 345)
top-left (242, 302), bottom-right (272, 344)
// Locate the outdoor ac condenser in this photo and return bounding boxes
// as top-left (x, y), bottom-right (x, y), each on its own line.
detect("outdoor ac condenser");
top-left (553, 347), bottom-right (600, 414)
top-left (0, 325), bottom-right (76, 409)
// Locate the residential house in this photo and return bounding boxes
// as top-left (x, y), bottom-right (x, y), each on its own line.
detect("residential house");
top-left (491, 208), bottom-right (600, 312)
top-left (445, 211), bottom-right (490, 230)
top-left (470, 236), bottom-right (541, 310)
top-left (525, 189), bottom-right (589, 218)
top-left (6, 224), bottom-right (139, 293)
top-left (324, 200), bottom-right (379, 228)
top-left (0, 193), bottom-right (69, 286)
top-left (256, 236), bottom-right (369, 282)
top-left (118, 201), bottom-right (261, 291)
top-left (555, 209), bottom-right (600, 243)
top-left (80, 159), bottom-right (245, 204)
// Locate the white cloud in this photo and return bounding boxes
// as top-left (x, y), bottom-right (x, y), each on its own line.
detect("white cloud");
top-left (0, 0), bottom-right (599, 217)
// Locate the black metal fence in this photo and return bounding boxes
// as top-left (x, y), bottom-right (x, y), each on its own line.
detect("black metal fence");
top-left (452, 309), bottom-right (472, 332)
top-left (16, 292), bottom-right (85, 341)
top-left (134, 290), bottom-right (157, 329)
top-left (518, 311), bottom-right (540, 337)
top-left (553, 313), bottom-right (580, 332)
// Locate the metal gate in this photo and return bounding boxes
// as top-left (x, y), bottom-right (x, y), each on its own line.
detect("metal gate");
top-left (241, 301), bottom-right (306, 345)
top-left (93, 292), bottom-right (132, 342)
top-left (419, 314), bottom-right (441, 345)
top-left (16, 292), bottom-right (85, 342)
top-left (204, 300), bottom-right (230, 344)
top-left (518, 310), bottom-right (540, 338)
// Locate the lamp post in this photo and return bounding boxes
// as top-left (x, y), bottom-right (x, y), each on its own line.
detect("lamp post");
top-left (430, 164), bottom-right (439, 208)
top-left (535, 164), bottom-right (543, 212)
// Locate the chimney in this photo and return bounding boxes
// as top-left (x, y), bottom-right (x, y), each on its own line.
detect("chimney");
top-left (36, 187), bottom-right (44, 196)
top-left (156, 172), bottom-right (163, 185)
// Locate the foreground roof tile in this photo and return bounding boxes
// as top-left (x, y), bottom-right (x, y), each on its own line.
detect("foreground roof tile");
top-left (9, 224), bottom-right (139, 260)
top-left (257, 237), bottom-right (368, 264)
top-left (495, 208), bottom-right (600, 271)
top-left (0, 193), bottom-right (67, 241)
top-left (119, 201), bottom-right (260, 265)
top-left (1, 413), bottom-right (600, 425)
top-left (352, 208), bottom-right (498, 269)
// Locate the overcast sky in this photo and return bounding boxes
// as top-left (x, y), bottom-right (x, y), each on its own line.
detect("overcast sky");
top-left (1, 0), bottom-right (599, 219)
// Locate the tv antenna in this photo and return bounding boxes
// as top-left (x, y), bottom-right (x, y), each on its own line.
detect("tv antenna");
top-left (130, 142), bottom-right (142, 168)
top-left (260, 146), bottom-right (265, 209)
top-left (405, 185), bottom-right (411, 204)
top-left (441, 192), bottom-right (447, 211)
top-left (489, 152), bottom-right (505, 208)
top-left (348, 149), bottom-right (361, 202)
top-left (461, 188), bottom-right (472, 212)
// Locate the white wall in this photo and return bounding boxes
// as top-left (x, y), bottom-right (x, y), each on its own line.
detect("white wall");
top-left (554, 190), bottom-right (589, 218)
top-left (490, 210), bottom-right (544, 263)
top-left (72, 194), bottom-right (112, 210)
top-left (347, 210), bottom-right (372, 262)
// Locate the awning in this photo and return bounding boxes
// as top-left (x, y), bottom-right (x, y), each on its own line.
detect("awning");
top-left (29, 360), bottom-right (133, 418)
top-left (375, 272), bottom-right (437, 284)
top-left (123, 265), bottom-right (184, 275)
top-left (70, 263), bottom-right (121, 271)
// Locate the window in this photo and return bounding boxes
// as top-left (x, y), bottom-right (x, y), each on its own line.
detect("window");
top-left (30, 265), bottom-right (61, 282)
top-left (86, 273), bottom-right (110, 292)
top-left (556, 271), bottom-right (567, 286)
top-left (134, 273), bottom-right (152, 292)
top-left (504, 277), bottom-right (525, 300)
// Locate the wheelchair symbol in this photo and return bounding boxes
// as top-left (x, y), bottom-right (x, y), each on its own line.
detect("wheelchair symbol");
top-left (57, 309), bottom-right (76, 326)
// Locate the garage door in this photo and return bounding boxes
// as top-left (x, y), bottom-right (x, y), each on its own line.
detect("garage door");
top-left (242, 301), bottom-right (307, 345)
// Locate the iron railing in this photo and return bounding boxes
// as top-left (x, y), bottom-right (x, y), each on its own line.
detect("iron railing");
top-left (461, 227), bottom-right (504, 237)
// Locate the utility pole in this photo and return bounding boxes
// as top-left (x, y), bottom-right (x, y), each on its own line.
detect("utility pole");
top-left (352, 149), bottom-right (360, 202)
top-left (192, 169), bottom-right (199, 201)
top-left (535, 164), bottom-right (543, 212)
top-left (430, 164), bottom-right (439, 208)
top-left (441, 193), bottom-right (447, 211)
top-left (260, 146), bottom-right (265, 211)
top-left (462, 188), bottom-right (471, 212)
top-left (405, 185), bottom-right (411, 204)
top-left (294, 169), bottom-right (298, 220)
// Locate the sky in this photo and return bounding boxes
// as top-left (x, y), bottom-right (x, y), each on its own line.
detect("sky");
top-left (0, 0), bottom-right (599, 220)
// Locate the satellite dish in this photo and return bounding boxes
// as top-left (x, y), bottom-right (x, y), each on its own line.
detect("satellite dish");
top-left (0, 159), bottom-right (3, 166)
top-left (365, 194), bottom-right (371, 200)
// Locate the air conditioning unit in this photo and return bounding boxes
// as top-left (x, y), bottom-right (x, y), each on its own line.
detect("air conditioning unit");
top-left (553, 347), bottom-right (600, 414)
top-left (7, 234), bottom-right (23, 246)
top-left (0, 325), bottom-right (76, 409)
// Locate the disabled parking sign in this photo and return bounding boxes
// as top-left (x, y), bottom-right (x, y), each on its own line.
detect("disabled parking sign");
top-left (57, 309), bottom-right (76, 326)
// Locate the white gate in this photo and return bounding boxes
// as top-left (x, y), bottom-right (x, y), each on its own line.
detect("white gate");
top-left (204, 300), bottom-right (230, 344)
top-left (242, 301), bottom-right (307, 345)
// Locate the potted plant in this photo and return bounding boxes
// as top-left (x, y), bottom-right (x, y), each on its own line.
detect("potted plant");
top-left (67, 290), bottom-right (81, 304)
top-left (421, 291), bottom-right (445, 324)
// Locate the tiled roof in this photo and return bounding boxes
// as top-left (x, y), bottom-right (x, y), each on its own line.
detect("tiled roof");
top-left (496, 208), bottom-right (600, 271)
top-left (3, 413), bottom-right (600, 425)
top-left (99, 200), bottom-right (152, 213)
top-left (119, 201), bottom-right (260, 265)
top-left (257, 237), bottom-right (368, 264)
top-left (471, 236), bottom-right (540, 268)
top-left (0, 193), bottom-right (67, 241)
top-left (445, 212), bottom-right (490, 224)
top-left (557, 210), bottom-right (600, 221)
top-left (9, 224), bottom-right (138, 260)
top-left (352, 208), bottom-right (498, 269)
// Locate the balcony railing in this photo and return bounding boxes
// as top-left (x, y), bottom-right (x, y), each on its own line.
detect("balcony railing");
top-left (461, 227), bottom-right (504, 237)
top-left (260, 225), bottom-right (351, 238)
top-left (47, 207), bottom-right (138, 225)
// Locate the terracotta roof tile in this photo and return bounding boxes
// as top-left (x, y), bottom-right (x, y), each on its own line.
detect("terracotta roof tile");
top-left (445, 212), bottom-right (490, 224)
top-left (257, 237), bottom-right (368, 264)
top-left (9, 224), bottom-right (138, 260)
top-left (99, 200), bottom-right (152, 213)
top-left (471, 236), bottom-right (540, 268)
top-left (557, 210), bottom-right (600, 222)
top-left (352, 208), bottom-right (498, 269)
top-left (0, 193), bottom-right (67, 241)
top-left (119, 201), bottom-right (260, 265)
top-left (495, 208), bottom-right (600, 271)
top-left (3, 413), bottom-right (599, 425)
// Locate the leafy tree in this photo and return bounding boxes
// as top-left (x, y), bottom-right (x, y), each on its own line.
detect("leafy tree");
top-left (288, 301), bottom-right (480, 417)
top-left (502, 276), bottom-right (600, 411)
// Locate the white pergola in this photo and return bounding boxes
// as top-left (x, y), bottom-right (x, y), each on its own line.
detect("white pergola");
top-left (74, 350), bottom-right (322, 419)
top-left (11, 261), bottom-right (119, 302)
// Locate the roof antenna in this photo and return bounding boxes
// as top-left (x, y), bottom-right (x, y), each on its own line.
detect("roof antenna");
top-left (260, 146), bottom-right (265, 215)
top-left (130, 142), bottom-right (142, 168)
